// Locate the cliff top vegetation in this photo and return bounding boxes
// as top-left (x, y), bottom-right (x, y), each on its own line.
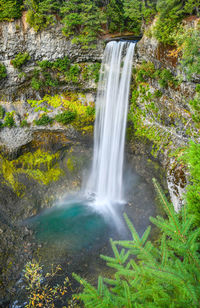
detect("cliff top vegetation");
top-left (0, 0), bottom-right (199, 47)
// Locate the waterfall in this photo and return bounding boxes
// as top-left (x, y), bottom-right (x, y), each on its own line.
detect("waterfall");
top-left (86, 41), bottom-right (135, 211)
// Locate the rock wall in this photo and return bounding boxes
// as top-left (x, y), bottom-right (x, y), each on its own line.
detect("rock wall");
top-left (129, 29), bottom-right (199, 211)
top-left (0, 12), bottom-right (104, 101)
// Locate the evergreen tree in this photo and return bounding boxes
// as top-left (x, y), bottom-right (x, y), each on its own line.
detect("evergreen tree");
top-left (60, 0), bottom-right (105, 48)
top-left (124, 0), bottom-right (156, 34)
top-left (182, 141), bottom-right (200, 225)
top-left (0, 0), bottom-right (23, 21)
top-left (25, 0), bottom-right (60, 31)
top-left (105, 0), bottom-right (125, 32)
top-left (73, 179), bottom-right (200, 307)
top-left (154, 0), bottom-right (200, 44)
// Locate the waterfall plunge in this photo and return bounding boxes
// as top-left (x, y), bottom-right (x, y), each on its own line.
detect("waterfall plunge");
top-left (85, 41), bottom-right (135, 213)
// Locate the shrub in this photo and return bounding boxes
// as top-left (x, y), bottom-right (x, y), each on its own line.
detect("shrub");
top-left (174, 27), bottom-right (200, 80)
top-left (135, 61), bottom-right (156, 83)
top-left (23, 261), bottom-right (70, 307)
top-left (157, 68), bottom-right (177, 88)
top-left (0, 63), bottom-right (7, 80)
top-left (86, 106), bottom-right (95, 116)
top-left (34, 114), bottom-right (53, 126)
top-left (182, 141), bottom-right (200, 225)
top-left (25, 0), bottom-right (59, 32)
top-left (51, 57), bottom-right (71, 72)
top-left (61, 0), bottom-right (104, 48)
top-left (38, 57), bottom-right (70, 72)
top-left (55, 111), bottom-right (76, 125)
top-left (43, 72), bottom-right (59, 88)
top-left (20, 119), bottom-right (29, 127)
top-left (65, 65), bottom-right (80, 83)
top-left (0, 0), bottom-right (23, 21)
top-left (31, 77), bottom-right (42, 91)
top-left (3, 111), bottom-right (15, 127)
top-left (154, 89), bottom-right (163, 98)
top-left (11, 52), bottom-right (30, 70)
top-left (0, 105), bottom-right (5, 119)
top-left (82, 63), bottom-right (101, 83)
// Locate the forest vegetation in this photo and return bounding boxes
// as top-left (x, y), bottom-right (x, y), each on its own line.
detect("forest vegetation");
top-left (0, 0), bottom-right (199, 47)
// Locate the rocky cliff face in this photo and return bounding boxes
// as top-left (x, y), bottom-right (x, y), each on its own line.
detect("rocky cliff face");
top-left (0, 13), bottom-right (104, 101)
top-left (129, 29), bottom-right (199, 211)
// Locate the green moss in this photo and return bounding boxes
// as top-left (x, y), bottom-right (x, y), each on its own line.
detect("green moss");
top-left (0, 149), bottom-right (63, 196)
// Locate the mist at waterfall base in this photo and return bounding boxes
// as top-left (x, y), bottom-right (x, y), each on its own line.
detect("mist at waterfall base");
top-left (28, 41), bottom-right (155, 254)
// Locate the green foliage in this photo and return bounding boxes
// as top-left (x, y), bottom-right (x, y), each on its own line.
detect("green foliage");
top-left (0, 105), bottom-right (5, 119)
top-left (20, 119), bottom-right (29, 127)
top-left (11, 52), bottom-right (30, 70)
top-left (61, 0), bottom-right (105, 48)
top-left (38, 56), bottom-right (70, 72)
top-left (124, 0), bottom-right (156, 34)
top-left (31, 76), bottom-right (42, 90)
top-left (42, 71), bottom-right (59, 87)
top-left (153, 13), bottom-right (180, 45)
top-left (65, 64), bottom-right (80, 83)
top-left (3, 111), bottom-right (15, 127)
top-left (154, 0), bottom-right (200, 45)
top-left (74, 179), bottom-right (200, 307)
top-left (182, 141), bottom-right (200, 225)
top-left (86, 106), bottom-right (95, 116)
top-left (174, 26), bottom-right (200, 79)
top-left (157, 68), bottom-right (178, 88)
top-left (135, 61), bottom-right (156, 83)
top-left (31, 57), bottom-right (72, 90)
top-left (0, 63), bottom-right (7, 80)
top-left (0, 149), bottom-right (62, 196)
top-left (154, 89), bottom-right (163, 98)
top-left (189, 86), bottom-right (200, 124)
top-left (135, 62), bottom-right (178, 89)
top-left (25, 0), bottom-right (59, 32)
top-left (0, 0), bottom-right (23, 21)
top-left (55, 110), bottom-right (76, 125)
top-left (34, 114), bottom-right (53, 126)
top-left (106, 0), bottom-right (125, 33)
top-left (81, 63), bottom-right (101, 83)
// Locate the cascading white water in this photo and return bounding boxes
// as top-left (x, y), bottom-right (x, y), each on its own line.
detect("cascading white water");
top-left (86, 41), bottom-right (135, 210)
